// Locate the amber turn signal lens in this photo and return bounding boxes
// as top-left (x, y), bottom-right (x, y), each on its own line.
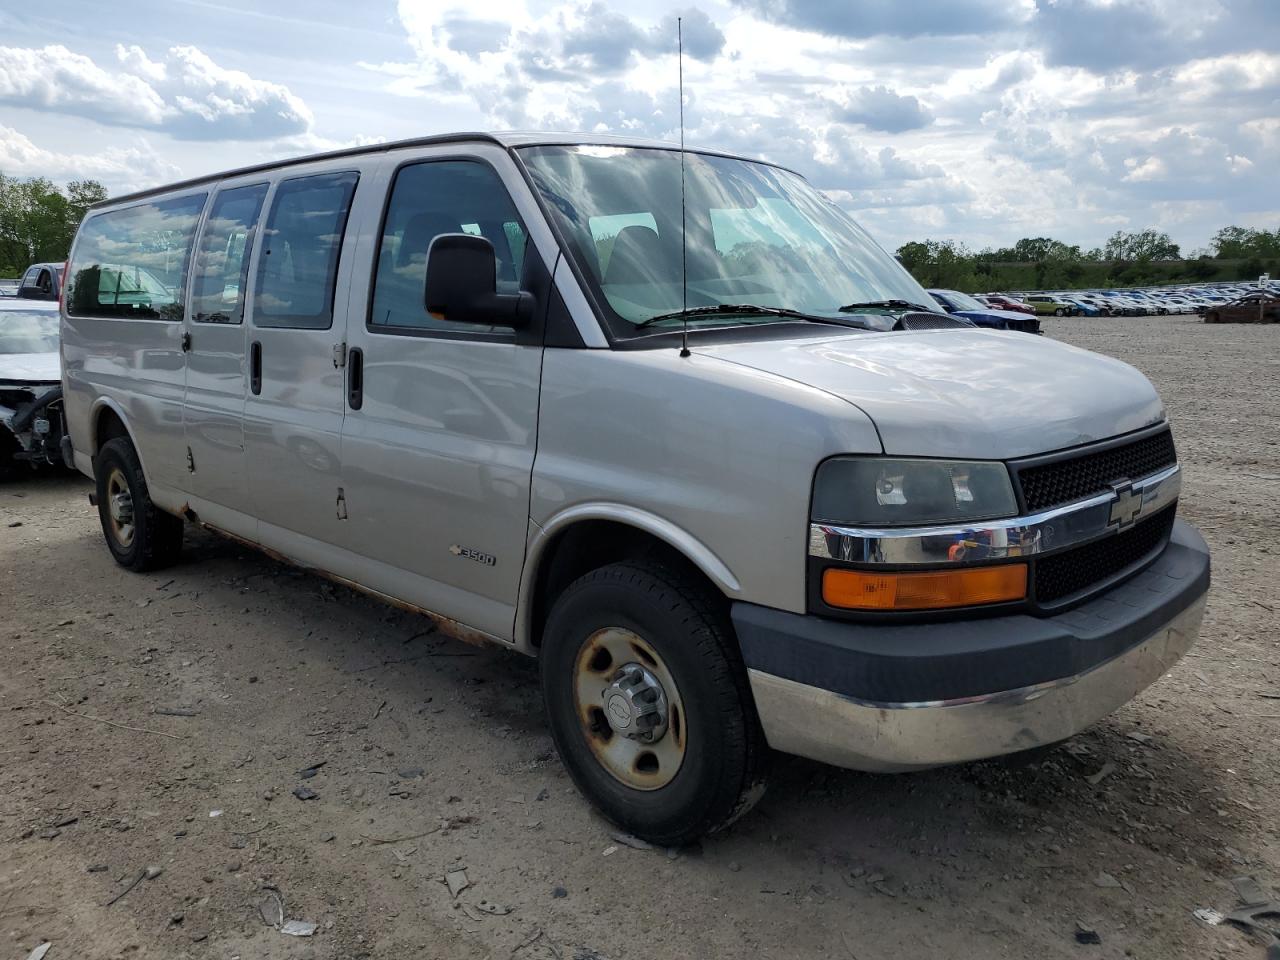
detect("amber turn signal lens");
top-left (822, 564), bottom-right (1027, 611)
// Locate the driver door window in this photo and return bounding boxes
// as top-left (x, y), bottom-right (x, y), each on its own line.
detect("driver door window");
top-left (368, 160), bottom-right (528, 336)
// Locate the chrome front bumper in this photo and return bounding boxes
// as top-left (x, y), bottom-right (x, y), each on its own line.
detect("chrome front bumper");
top-left (747, 593), bottom-right (1205, 772)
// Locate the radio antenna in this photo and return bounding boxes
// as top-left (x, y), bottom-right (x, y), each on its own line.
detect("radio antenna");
top-left (677, 16), bottom-right (690, 358)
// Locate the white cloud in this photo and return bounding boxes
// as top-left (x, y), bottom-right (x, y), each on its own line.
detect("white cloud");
top-left (0, 45), bottom-right (167, 126)
top-left (0, 124), bottom-right (179, 190)
top-left (0, 43), bottom-right (312, 141)
top-left (829, 85), bottom-right (933, 133)
top-left (1, 0), bottom-right (1275, 255)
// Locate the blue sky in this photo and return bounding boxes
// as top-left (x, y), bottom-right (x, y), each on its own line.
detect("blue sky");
top-left (0, 0), bottom-right (1275, 254)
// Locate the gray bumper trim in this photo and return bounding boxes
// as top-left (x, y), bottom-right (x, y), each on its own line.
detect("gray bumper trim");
top-left (748, 593), bottom-right (1205, 772)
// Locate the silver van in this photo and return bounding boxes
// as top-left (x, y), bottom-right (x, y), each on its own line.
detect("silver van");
top-left (61, 133), bottom-right (1210, 844)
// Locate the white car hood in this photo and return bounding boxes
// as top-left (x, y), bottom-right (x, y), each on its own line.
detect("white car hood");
top-left (0, 351), bottom-right (60, 384)
top-left (696, 329), bottom-right (1165, 459)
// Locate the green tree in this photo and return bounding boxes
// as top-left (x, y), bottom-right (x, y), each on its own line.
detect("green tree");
top-left (1104, 228), bottom-right (1180, 262)
top-left (1209, 225), bottom-right (1280, 260)
top-left (894, 239), bottom-right (975, 289)
top-left (0, 174), bottom-right (107, 275)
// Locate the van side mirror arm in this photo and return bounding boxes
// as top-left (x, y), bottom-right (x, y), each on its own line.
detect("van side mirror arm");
top-left (423, 233), bottom-right (535, 328)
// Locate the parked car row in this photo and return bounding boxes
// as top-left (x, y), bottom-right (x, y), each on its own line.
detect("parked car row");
top-left (970, 279), bottom-right (1280, 319)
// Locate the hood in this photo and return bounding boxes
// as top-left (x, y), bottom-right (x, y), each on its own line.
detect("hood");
top-left (0, 352), bottom-right (60, 383)
top-left (695, 329), bottom-right (1164, 460)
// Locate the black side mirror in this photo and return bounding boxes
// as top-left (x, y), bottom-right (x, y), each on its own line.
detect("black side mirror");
top-left (424, 233), bottom-right (534, 328)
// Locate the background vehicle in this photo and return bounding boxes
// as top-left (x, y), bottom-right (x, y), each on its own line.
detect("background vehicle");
top-left (0, 298), bottom-right (64, 479)
top-left (0, 279), bottom-right (18, 298)
top-left (980, 293), bottom-right (1035, 315)
top-left (16, 262), bottom-right (63, 301)
top-left (1204, 292), bottom-right (1280, 323)
top-left (928, 289), bottom-right (1041, 333)
top-left (1060, 295), bottom-right (1102, 316)
top-left (1025, 294), bottom-right (1077, 316)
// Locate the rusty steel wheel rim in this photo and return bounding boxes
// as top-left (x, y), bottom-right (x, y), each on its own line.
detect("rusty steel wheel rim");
top-left (573, 627), bottom-right (686, 791)
top-left (105, 467), bottom-right (135, 548)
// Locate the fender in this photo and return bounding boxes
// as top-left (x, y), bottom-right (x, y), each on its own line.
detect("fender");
top-left (514, 501), bottom-right (742, 654)
top-left (84, 396), bottom-right (151, 483)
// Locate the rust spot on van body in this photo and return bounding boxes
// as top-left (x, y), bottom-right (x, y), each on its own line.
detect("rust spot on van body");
top-left (196, 521), bottom-right (501, 649)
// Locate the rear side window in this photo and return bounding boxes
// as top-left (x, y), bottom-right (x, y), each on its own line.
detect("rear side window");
top-left (65, 193), bottom-right (207, 320)
top-left (191, 183), bottom-right (269, 324)
top-left (368, 160), bottom-right (527, 335)
top-left (254, 172), bottom-right (358, 330)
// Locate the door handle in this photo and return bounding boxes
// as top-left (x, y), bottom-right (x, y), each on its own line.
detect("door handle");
top-left (181, 331), bottom-right (192, 352)
top-left (347, 347), bottom-right (363, 410)
top-left (250, 341), bottom-right (262, 396)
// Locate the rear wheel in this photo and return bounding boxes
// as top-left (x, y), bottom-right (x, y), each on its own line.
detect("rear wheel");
top-left (94, 436), bottom-right (183, 571)
top-left (540, 561), bottom-right (767, 845)
top-left (1054, 307), bottom-right (1065, 316)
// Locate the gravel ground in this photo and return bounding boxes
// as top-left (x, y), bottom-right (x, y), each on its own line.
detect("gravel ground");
top-left (1, 314), bottom-right (1277, 960)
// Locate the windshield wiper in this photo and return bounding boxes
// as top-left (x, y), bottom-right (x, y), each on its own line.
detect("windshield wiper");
top-left (634, 304), bottom-right (856, 330)
top-left (837, 299), bottom-right (936, 314)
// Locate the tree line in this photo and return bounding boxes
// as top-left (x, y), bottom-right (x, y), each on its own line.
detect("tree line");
top-left (897, 226), bottom-right (1280, 293)
top-left (0, 174), bottom-right (108, 277)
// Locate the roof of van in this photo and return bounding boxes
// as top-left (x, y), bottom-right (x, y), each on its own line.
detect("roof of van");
top-left (91, 131), bottom-right (788, 209)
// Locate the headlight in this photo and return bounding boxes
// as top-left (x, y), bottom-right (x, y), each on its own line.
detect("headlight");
top-left (812, 457), bottom-right (1017, 527)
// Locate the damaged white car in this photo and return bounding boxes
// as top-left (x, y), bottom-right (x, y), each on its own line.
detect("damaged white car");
top-left (0, 299), bottom-right (66, 479)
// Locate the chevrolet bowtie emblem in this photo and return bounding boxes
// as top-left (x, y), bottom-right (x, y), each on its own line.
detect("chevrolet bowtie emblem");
top-left (1108, 483), bottom-right (1144, 529)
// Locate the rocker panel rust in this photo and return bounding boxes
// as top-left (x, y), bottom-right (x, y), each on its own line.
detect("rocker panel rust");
top-left (185, 508), bottom-right (501, 650)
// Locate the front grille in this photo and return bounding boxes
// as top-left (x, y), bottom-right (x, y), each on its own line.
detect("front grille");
top-left (1033, 507), bottom-right (1176, 605)
top-left (1017, 429), bottom-right (1177, 513)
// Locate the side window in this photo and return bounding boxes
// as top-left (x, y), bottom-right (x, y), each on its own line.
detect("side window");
top-left (254, 171), bottom-right (358, 330)
top-left (65, 193), bottom-right (208, 320)
top-left (191, 183), bottom-right (269, 324)
top-left (369, 160), bottom-right (528, 335)
top-left (22, 266), bottom-right (39, 286)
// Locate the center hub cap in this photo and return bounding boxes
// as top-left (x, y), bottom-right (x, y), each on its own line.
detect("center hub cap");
top-left (602, 663), bottom-right (668, 742)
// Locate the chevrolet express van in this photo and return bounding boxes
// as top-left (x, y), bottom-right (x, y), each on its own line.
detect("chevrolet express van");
top-left (61, 133), bottom-right (1210, 844)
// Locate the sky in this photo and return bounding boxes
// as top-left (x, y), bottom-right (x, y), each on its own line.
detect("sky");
top-left (0, 0), bottom-right (1276, 255)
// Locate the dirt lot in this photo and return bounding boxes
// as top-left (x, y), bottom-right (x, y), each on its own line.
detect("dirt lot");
top-left (1, 314), bottom-right (1277, 960)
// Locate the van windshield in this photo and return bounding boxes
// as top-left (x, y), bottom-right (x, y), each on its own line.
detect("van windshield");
top-left (518, 144), bottom-right (933, 338)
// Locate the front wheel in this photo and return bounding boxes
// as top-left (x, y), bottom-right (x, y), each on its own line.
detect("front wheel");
top-left (1054, 307), bottom-right (1065, 316)
top-left (540, 561), bottom-right (767, 846)
top-left (94, 436), bottom-right (183, 571)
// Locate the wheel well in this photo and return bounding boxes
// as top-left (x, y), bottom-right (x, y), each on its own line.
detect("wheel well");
top-left (94, 407), bottom-right (129, 455)
top-left (530, 520), bottom-right (726, 649)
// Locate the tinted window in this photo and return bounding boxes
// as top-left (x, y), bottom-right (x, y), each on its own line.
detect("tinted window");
top-left (191, 183), bottom-right (269, 324)
top-left (65, 194), bottom-right (207, 320)
top-left (254, 172), bottom-right (358, 330)
top-left (0, 309), bottom-right (59, 353)
top-left (369, 161), bottom-right (527, 335)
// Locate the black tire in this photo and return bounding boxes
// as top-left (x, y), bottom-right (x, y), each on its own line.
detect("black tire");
top-left (94, 436), bottom-right (183, 571)
top-left (1054, 307), bottom-right (1065, 316)
top-left (540, 561), bottom-right (767, 845)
